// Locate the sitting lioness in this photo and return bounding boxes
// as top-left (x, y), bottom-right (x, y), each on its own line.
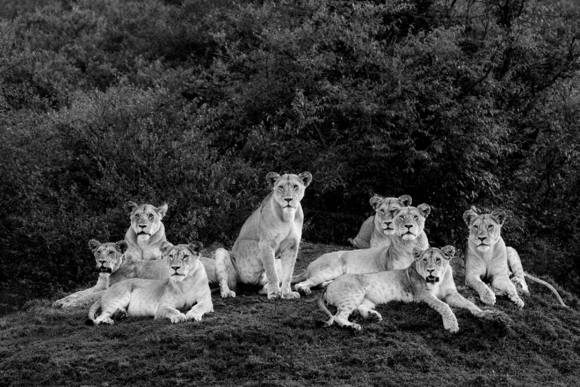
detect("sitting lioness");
top-left (87, 241), bottom-right (213, 325)
top-left (348, 194), bottom-right (412, 249)
top-left (52, 239), bottom-right (127, 309)
top-left (463, 209), bottom-right (567, 308)
top-left (293, 204), bottom-right (430, 295)
top-left (124, 201), bottom-right (168, 260)
top-left (214, 171), bottom-right (312, 299)
top-left (319, 246), bottom-right (494, 332)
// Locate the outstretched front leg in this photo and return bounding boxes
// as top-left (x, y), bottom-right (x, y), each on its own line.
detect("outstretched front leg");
top-left (444, 289), bottom-right (494, 319)
top-left (185, 285), bottom-right (214, 322)
top-left (260, 242), bottom-right (282, 299)
top-left (420, 293), bottom-right (459, 333)
top-left (465, 272), bottom-right (496, 306)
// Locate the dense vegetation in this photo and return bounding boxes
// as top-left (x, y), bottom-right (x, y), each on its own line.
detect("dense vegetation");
top-left (1, 243), bottom-right (579, 386)
top-left (1, 0), bottom-right (580, 304)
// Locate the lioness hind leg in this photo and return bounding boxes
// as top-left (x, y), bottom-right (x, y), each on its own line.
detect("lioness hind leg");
top-left (357, 300), bottom-right (382, 323)
top-left (294, 266), bottom-right (344, 296)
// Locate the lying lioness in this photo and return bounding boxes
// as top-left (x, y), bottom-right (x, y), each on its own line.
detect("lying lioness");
top-left (318, 246), bottom-right (494, 332)
top-left (86, 241), bottom-right (213, 325)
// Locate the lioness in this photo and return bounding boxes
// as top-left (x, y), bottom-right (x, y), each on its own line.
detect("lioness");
top-left (52, 239), bottom-right (127, 309)
top-left (293, 204), bottom-right (431, 295)
top-left (319, 246), bottom-right (494, 332)
top-left (215, 171), bottom-right (312, 299)
top-left (124, 201), bottom-right (168, 260)
top-left (87, 241), bottom-right (213, 325)
top-left (348, 194), bottom-right (412, 249)
top-left (463, 209), bottom-right (567, 308)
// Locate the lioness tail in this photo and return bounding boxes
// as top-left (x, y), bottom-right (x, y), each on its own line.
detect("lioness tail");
top-left (291, 271), bottom-right (308, 284)
top-left (524, 273), bottom-right (568, 308)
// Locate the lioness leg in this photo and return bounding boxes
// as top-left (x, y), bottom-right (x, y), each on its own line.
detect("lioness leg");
top-left (259, 242), bottom-right (283, 299)
top-left (185, 286), bottom-right (214, 322)
top-left (491, 274), bottom-right (524, 308)
top-left (278, 240), bottom-right (300, 299)
top-left (294, 265), bottom-right (346, 296)
top-left (214, 248), bottom-right (238, 298)
top-left (506, 247), bottom-right (529, 295)
top-left (466, 274), bottom-right (496, 306)
top-left (420, 294), bottom-right (459, 333)
top-left (53, 289), bottom-right (104, 309)
top-left (324, 285), bottom-right (366, 330)
top-left (357, 299), bottom-right (382, 322)
top-left (444, 290), bottom-right (493, 318)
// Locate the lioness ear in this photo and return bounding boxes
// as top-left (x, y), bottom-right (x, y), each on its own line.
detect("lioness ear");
top-left (299, 172), bottom-right (312, 187)
top-left (156, 203), bottom-right (168, 219)
top-left (417, 203), bottom-right (431, 218)
top-left (398, 195), bottom-right (412, 207)
top-left (463, 210), bottom-right (478, 226)
top-left (188, 241), bottom-right (203, 255)
top-left (490, 209), bottom-right (506, 225)
top-left (115, 240), bottom-right (128, 254)
top-left (266, 172), bottom-right (281, 188)
top-left (88, 239), bottom-right (101, 252)
top-left (413, 247), bottom-right (424, 261)
top-left (440, 245), bottom-right (456, 260)
top-left (160, 241), bottom-right (174, 255)
top-left (369, 194), bottom-right (385, 210)
top-left (124, 201), bottom-right (139, 214)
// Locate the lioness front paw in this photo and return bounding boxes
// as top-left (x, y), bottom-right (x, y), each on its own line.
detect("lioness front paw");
top-left (443, 319), bottom-right (459, 333)
top-left (169, 313), bottom-right (187, 324)
top-left (221, 290), bottom-right (236, 299)
top-left (510, 295), bottom-right (525, 309)
top-left (186, 313), bottom-right (203, 322)
top-left (480, 290), bottom-right (496, 306)
top-left (367, 311), bottom-right (383, 322)
top-left (96, 317), bottom-right (114, 326)
top-left (294, 283), bottom-right (311, 296)
top-left (282, 291), bottom-right (300, 300)
top-left (267, 291), bottom-right (282, 300)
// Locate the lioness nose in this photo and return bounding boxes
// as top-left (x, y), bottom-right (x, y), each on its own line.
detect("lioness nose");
top-left (171, 266), bottom-right (180, 271)
top-left (405, 224), bottom-right (413, 230)
top-left (139, 224), bottom-right (147, 229)
top-left (478, 237), bottom-right (486, 242)
top-left (284, 198), bottom-right (292, 203)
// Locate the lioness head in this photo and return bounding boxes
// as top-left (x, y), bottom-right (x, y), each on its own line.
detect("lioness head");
top-left (463, 209), bottom-right (505, 252)
top-left (412, 245), bottom-right (455, 284)
top-left (369, 194), bottom-right (412, 235)
top-left (389, 204), bottom-right (431, 241)
top-left (267, 171), bottom-right (312, 212)
top-left (125, 201), bottom-right (168, 241)
top-left (160, 241), bottom-right (203, 281)
top-left (88, 239), bottom-right (127, 274)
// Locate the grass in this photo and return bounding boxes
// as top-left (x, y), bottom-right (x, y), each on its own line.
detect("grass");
top-left (1, 242), bottom-right (579, 387)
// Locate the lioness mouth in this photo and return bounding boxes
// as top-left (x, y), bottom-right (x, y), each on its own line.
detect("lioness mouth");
top-left (99, 267), bottom-right (112, 273)
top-left (425, 276), bottom-right (439, 284)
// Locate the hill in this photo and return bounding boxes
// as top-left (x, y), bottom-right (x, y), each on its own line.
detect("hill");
top-left (1, 242), bottom-right (578, 387)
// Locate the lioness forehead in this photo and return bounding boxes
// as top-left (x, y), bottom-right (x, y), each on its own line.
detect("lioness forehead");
top-left (275, 174), bottom-right (304, 186)
top-left (420, 248), bottom-right (445, 259)
top-left (396, 207), bottom-right (421, 217)
top-left (471, 214), bottom-right (495, 226)
top-left (95, 243), bottom-right (120, 254)
top-left (132, 204), bottom-right (158, 215)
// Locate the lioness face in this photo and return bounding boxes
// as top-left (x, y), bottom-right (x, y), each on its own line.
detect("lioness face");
top-left (88, 239), bottom-right (127, 274)
top-left (390, 204), bottom-right (431, 241)
top-left (267, 172), bottom-right (312, 212)
top-left (370, 194), bottom-right (412, 236)
top-left (161, 242), bottom-right (203, 282)
top-left (125, 202), bottom-right (168, 241)
top-left (412, 246), bottom-right (455, 284)
top-left (463, 210), bottom-right (505, 252)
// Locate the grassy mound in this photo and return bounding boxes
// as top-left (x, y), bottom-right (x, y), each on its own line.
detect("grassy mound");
top-left (1, 242), bottom-right (578, 386)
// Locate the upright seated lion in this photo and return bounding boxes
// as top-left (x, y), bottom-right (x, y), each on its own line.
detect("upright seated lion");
top-left (87, 241), bottom-right (213, 325)
top-left (463, 209), bottom-right (567, 308)
top-left (348, 194), bottom-right (412, 249)
top-left (124, 201), bottom-right (168, 260)
top-left (293, 204), bottom-right (431, 295)
top-left (52, 239), bottom-right (127, 309)
top-left (214, 171), bottom-right (312, 299)
top-left (318, 246), bottom-right (495, 332)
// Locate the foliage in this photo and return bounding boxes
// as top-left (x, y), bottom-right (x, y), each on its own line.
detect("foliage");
top-left (0, 0), bottom-right (580, 299)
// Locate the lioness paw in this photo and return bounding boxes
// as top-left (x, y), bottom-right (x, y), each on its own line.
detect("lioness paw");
top-left (294, 283), bottom-right (311, 296)
top-left (169, 313), bottom-right (187, 324)
top-left (186, 313), bottom-right (203, 322)
top-left (267, 291), bottom-right (282, 300)
top-left (282, 291), bottom-right (300, 300)
top-left (480, 290), bottom-right (496, 306)
top-left (221, 290), bottom-right (236, 299)
top-left (96, 317), bottom-right (114, 326)
top-left (510, 296), bottom-right (524, 309)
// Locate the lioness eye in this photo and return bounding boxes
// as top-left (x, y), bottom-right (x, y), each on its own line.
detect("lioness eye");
top-left (436, 258), bottom-right (441, 263)
top-left (414, 215), bottom-right (418, 220)
top-left (109, 251), bottom-right (113, 255)
top-left (278, 186), bottom-right (284, 190)
top-left (148, 214), bottom-right (153, 219)
top-left (473, 225), bottom-right (478, 229)
top-left (399, 215), bottom-right (404, 220)
top-left (380, 209), bottom-right (385, 214)
top-left (488, 225), bottom-right (493, 230)
top-left (423, 259), bottom-right (428, 263)
top-left (293, 185), bottom-right (298, 190)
